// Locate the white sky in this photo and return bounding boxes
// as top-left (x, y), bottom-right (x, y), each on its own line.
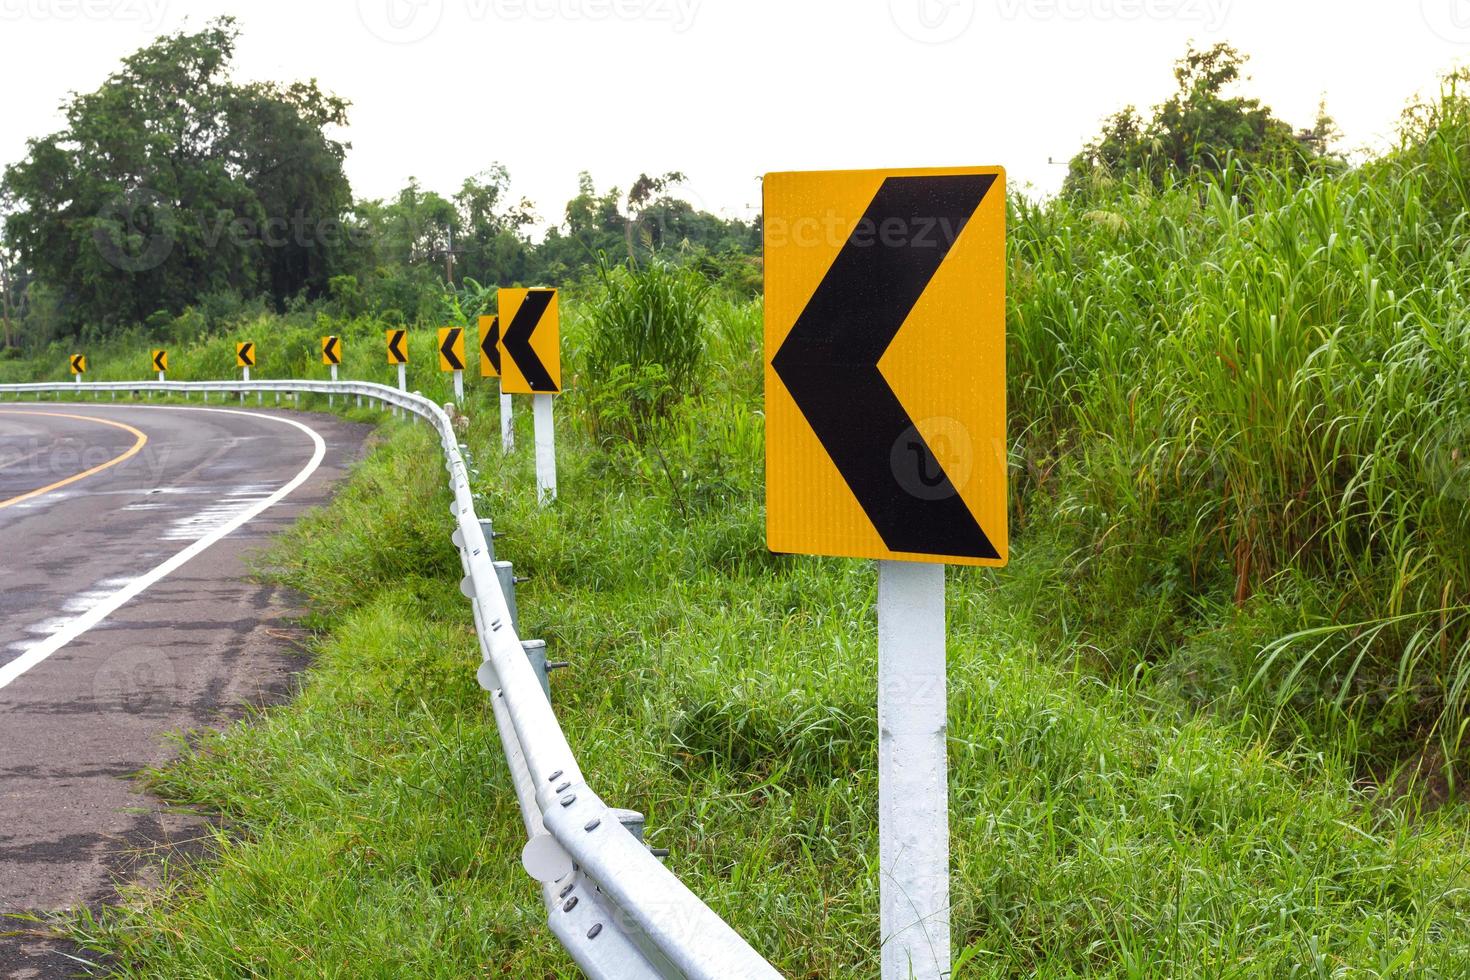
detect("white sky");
top-left (1, 0), bottom-right (1466, 233)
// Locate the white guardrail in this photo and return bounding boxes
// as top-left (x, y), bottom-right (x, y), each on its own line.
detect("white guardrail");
top-left (0, 379), bottom-right (783, 980)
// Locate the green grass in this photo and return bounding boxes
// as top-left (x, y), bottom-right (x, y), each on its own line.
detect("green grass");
top-left (49, 383), bottom-right (1470, 977)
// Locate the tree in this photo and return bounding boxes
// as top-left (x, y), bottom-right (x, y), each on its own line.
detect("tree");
top-left (1066, 43), bottom-right (1339, 194)
top-left (1, 18), bottom-right (354, 335)
top-left (451, 167), bottom-right (536, 286)
top-left (0, 244), bottom-right (16, 349)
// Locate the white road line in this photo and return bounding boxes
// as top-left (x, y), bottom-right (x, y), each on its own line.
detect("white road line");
top-left (0, 406), bottom-right (327, 692)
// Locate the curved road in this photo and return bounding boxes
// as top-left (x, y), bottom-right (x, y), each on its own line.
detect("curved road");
top-left (0, 401), bottom-right (367, 976)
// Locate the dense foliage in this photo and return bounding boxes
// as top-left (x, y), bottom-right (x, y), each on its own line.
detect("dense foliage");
top-left (1065, 43), bottom-right (1341, 193)
top-left (0, 22), bottom-right (758, 347)
top-left (1, 19), bottom-right (354, 334)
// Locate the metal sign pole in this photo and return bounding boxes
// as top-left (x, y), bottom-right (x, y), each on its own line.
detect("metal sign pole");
top-left (533, 393), bottom-right (556, 504)
top-left (330, 363), bottom-right (338, 406)
top-left (454, 369), bottom-right (464, 402)
top-left (877, 559), bottom-right (949, 980)
top-left (397, 362), bottom-right (407, 418)
top-left (241, 365), bottom-right (249, 404)
top-left (500, 380), bottom-right (514, 452)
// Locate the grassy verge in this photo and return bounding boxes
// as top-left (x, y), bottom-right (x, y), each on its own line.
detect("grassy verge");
top-left (59, 385), bottom-right (1470, 977)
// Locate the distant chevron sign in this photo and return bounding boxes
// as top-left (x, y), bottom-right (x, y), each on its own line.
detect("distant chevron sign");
top-left (478, 315), bottom-right (499, 378)
top-left (438, 326), bottom-right (466, 372)
top-left (386, 329), bottom-right (408, 365)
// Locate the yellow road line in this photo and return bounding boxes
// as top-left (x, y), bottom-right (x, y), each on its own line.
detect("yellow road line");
top-left (0, 411), bottom-right (148, 510)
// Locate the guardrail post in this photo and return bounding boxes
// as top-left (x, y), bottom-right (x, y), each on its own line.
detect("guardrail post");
top-left (521, 639), bottom-right (551, 701)
top-left (495, 560), bottom-right (519, 631)
top-left (478, 518), bottom-right (496, 561)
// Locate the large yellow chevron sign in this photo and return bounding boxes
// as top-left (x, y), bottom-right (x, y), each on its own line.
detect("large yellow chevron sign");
top-left (763, 166), bottom-right (1008, 567)
top-left (498, 288), bottom-right (560, 394)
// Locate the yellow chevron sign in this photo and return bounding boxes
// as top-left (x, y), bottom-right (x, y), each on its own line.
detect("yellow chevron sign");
top-left (764, 166), bottom-right (1008, 567)
top-left (236, 342), bottom-right (256, 368)
top-left (478, 316), bottom-right (499, 378)
top-left (69, 354), bottom-right (86, 375)
top-left (321, 335), bottom-right (342, 366)
top-left (152, 350), bottom-right (168, 373)
top-left (498, 288), bottom-right (560, 394)
top-left (386, 329), bottom-right (409, 365)
top-left (438, 326), bottom-right (466, 372)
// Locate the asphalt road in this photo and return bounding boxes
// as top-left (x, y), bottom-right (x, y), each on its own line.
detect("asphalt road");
top-left (0, 400), bottom-right (368, 978)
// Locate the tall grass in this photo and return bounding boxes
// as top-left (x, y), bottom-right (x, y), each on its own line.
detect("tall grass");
top-left (578, 255), bottom-right (709, 432)
top-left (1007, 80), bottom-right (1470, 775)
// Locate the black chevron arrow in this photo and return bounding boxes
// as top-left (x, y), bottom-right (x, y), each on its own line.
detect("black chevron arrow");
top-left (440, 328), bottom-right (465, 370)
top-left (481, 316), bottom-right (500, 374)
top-left (324, 336), bottom-right (340, 364)
top-left (770, 173), bottom-right (1000, 560)
top-left (388, 331), bottom-right (406, 363)
top-left (503, 290), bottom-right (556, 391)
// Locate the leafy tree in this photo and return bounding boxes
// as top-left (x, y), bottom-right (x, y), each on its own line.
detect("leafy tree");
top-left (1066, 43), bottom-right (1340, 194)
top-left (451, 167), bottom-right (536, 286)
top-left (1, 18), bottom-right (354, 335)
top-left (0, 236), bottom-right (24, 349)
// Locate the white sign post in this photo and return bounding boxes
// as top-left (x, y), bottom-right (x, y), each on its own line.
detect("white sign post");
top-left (241, 365), bottom-right (249, 404)
top-left (329, 363), bottom-right (338, 406)
top-left (453, 369), bottom-right (464, 403)
top-left (500, 382), bottom-right (514, 452)
top-left (397, 362), bottom-right (407, 418)
top-left (877, 560), bottom-right (949, 980)
top-left (533, 393), bottom-right (556, 504)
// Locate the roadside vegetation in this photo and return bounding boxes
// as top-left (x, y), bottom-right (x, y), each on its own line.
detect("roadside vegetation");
top-left (3, 33), bottom-right (1470, 980)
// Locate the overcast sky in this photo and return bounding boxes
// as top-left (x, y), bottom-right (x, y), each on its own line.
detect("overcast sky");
top-left (1, 0), bottom-right (1466, 232)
